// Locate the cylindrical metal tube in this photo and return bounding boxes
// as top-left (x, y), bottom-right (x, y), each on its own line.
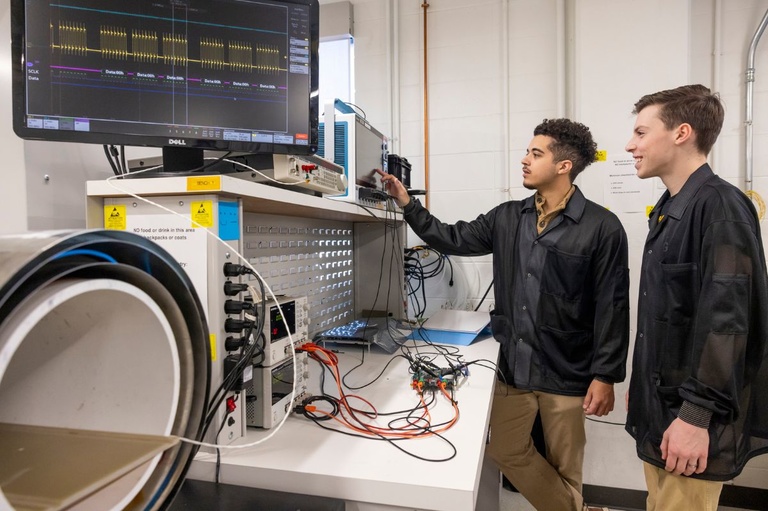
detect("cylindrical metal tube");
top-left (745, 8), bottom-right (768, 190)
top-left (0, 229), bottom-right (210, 510)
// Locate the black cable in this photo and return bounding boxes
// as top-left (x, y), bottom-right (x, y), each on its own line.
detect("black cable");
top-left (586, 416), bottom-right (626, 426)
top-left (340, 101), bottom-right (367, 120)
top-left (296, 395), bottom-right (338, 421)
top-left (103, 145), bottom-right (120, 176)
top-left (302, 412), bottom-right (458, 462)
top-left (214, 397), bottom-right (236, 483)
top-left (108, 145), bottom-right (123, 173)
top-left (404, 246), bottom-right (457, 318)
top-left (194, 151), bottom-right (233, 173)
top-left (201, 275), bottom-right (266, 437)
top-left (341, 350), bottom-right (410, 391)
top-left (474, 280), bottom-right (494, 311)
top-left (119, 145), bottom-right (127, 175)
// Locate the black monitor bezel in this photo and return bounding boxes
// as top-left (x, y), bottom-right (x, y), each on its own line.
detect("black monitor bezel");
top-left (10, 0), bottom-right (319, 158)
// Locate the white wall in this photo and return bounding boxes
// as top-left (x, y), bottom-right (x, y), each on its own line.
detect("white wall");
top-left (347, 0), bottom-right (768, 491)
top-left (0, 1), bottom-right (27, 233)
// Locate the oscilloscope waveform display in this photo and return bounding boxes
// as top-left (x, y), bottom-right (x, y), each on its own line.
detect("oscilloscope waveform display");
top-left (23, 1), bottom-right (312, 134)
top-left (47, 2), bottom-right (291, 73)
top-left (53, 21), bottom-right (283, 73)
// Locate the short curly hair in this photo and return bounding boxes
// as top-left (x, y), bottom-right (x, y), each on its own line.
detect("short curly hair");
top-left (533, 118), bottom-right (598, 182)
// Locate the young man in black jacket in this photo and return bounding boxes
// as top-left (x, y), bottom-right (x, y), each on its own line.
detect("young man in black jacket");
top-left (625, 84), bottom-right (768, 510)
top-left (378, 118), bottom-right (630, 511)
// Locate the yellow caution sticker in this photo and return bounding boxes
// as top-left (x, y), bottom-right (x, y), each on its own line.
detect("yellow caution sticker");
top-left (596, 150), bottom-right (607, 162)
top-left (187, 176), bottom-right (221, 191)
top-left (104, 205), bottom-right (127, 230)
top-left (210, 334), bottom-right (217, 362)
top-left (191, 200), bottom-right (214, 228)
top-left (646, 205), bottom-right (654, 218)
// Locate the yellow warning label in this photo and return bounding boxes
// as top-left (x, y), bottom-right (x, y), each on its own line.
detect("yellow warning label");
top-left (596, 150), bottom-right (607, 162)
top-left (210, 334), bottom-right (217, 362)
top-left (191, 200), bottom-right (214, 228)
top-left (104, 205), bottom-right (127, 230)
top-left (187, 176), bottom-right (221, 191)
top-left (646, 205), bottom-right (654, 218)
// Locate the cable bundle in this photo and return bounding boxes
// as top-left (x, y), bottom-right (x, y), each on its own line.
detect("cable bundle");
top-left (404, 246), bottom-right (454, 318)
top-left (293, 342), bottom-right (461, 461)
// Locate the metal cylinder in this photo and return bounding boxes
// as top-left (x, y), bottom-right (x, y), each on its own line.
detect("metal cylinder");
top-left (0, 230), bottom-right (210, 510)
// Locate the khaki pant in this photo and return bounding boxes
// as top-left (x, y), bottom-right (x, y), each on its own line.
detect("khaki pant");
top-left (643, 462), bottom-right (723, 511)
top-left (487, 382), bottom-right (586, 511)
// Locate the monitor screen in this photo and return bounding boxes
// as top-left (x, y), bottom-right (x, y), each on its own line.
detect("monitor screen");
top-left (11, 0), bottom-right (319, 172)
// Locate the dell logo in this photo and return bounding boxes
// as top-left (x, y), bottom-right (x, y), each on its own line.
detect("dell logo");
top-left (168, 138), bottom-right (187, 146)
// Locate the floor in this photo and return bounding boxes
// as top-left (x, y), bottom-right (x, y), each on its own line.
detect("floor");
top-left (499, 487), bottom-right (751, 511)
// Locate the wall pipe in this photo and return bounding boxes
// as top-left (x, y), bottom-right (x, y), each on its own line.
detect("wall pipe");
top-left (745, 7), bottom-right (768, 191)
top-left (387, 0), bottom-right (401, 156)
top-left (502, 0), bottom-right (510, 198)
top-left (422, 0), bottom-right (430, 209)
top-left (711, 0), bottom-right (722, 176)
top-left (556, 0), bottom-right (566, 117)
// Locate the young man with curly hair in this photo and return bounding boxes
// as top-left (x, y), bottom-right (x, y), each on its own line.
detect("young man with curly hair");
top-left (378, 119), bottom-right (630, 510)
top-left (625, 84), bottom-right (768, 510)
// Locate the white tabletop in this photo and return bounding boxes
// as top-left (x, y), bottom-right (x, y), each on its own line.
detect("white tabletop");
top-left (186, 336), bottom-right (501, 511)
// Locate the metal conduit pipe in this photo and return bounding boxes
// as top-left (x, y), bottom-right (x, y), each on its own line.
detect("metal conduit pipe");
top-left (502, 0), bottom-right (510, 198)
top-left (422, 0), bottom-right (430, 210)
top-left (388, 0), bottom-right (401, 157)
top-left (711, 0), bottom-right (723, 175)
top-left (745, 7), bottom-right (768, 191)
top-left (0, 230), bottom-right (210, 510)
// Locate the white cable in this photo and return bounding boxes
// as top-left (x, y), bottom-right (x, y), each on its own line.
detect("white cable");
top-left (247, 284), bottom-right (263, 304)
top-left (242, 285), bottom-right (262, 322)
top-left (105, 172), bottom-right (299, 451)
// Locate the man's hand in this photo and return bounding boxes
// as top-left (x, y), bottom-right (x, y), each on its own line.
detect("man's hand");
top-left (661, 418), bottom-right (709, 476)
top-left (375, 169), bottom-right (410, 207)
top-left (583, 379), bottom-right (614, 416)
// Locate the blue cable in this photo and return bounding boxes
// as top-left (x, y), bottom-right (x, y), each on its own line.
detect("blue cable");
top-left (52, 249), bottom-right (118, 264)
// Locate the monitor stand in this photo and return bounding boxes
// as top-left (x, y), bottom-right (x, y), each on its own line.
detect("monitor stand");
top-left (124, 146), bottom-right (206, 178)
top-left (162, 146), bottom-right (205, 174)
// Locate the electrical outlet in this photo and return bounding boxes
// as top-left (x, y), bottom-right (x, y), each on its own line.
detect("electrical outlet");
top-left (220, 390), bottom-right (245, 444)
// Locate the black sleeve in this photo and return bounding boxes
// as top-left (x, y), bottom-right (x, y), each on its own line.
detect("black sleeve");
top-left (402, 199), bottom-right (495, 256)
top-left (589, 218), bottom-right (630, 383)
top-left (679, 198), bottom-right (768, 424)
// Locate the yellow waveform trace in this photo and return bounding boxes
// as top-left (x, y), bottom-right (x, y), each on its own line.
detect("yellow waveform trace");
top-left (253, 43), bottom-right (280, 74)
top-left (228, 41), bottom-right (252, 72)
top-left (56, 21), bottom-right (88, 57)
top-left (100, 25), bottom-right (128, 60)
top-left (200, 37), bottom-right (226, 70)
top-left (48, 23), bottom-right (285, 73)
top-left (132, 29), bottom-right (159, 63)
top-left (162, 33), bottom-right (189, 66)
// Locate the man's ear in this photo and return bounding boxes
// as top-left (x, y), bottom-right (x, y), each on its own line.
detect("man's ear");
top-left (557, 159), bottom-right (573, 176)
top-left (674, 123), bottom-right (694, 146)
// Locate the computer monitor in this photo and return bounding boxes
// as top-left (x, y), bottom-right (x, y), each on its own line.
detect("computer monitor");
top-left (10, 0), bottom-right (319, 173)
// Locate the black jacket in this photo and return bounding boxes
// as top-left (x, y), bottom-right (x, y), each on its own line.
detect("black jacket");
top-left (626, 164), bottom-right (768, 480)
top-left (403, 187), bottom-right (630, 395)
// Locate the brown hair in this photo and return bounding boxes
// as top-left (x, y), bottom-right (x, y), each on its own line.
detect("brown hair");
top-left (632, 84), bottom-right (724, 155)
